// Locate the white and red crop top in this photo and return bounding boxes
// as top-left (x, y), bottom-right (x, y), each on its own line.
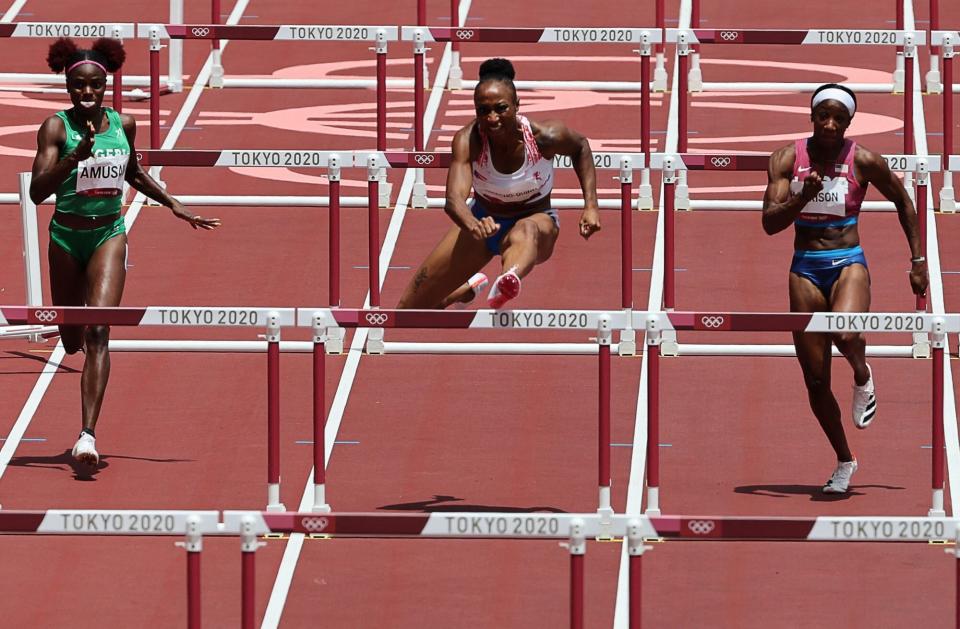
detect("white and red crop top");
top-left (472, 115), bottom-right (554, 205)
top-left (791, 137), bottom-right (867, 228)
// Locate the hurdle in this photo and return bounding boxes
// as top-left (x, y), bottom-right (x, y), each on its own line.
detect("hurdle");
top-left (669, 25), bottom-right (925, 94)
top-left (4, 509), bottom-right (960, 629)
top-left (688, 0), bottom-right (944, 92)
top-left (665, 28), bottom-right (925, 158)
top-left (0, 306), bottom-right (296, 512)
top-left (300, 307), bottom-right (633, 515)
top-left (135, 25), bottom-right (399, 151)
top-left (648, 152), bottom-right (940, 320)
top-left (644, 310), bottom-right (954, 517)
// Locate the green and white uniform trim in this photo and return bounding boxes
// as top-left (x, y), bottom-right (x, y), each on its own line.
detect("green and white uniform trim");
top-left (54, 107), bottom-right (130, 217)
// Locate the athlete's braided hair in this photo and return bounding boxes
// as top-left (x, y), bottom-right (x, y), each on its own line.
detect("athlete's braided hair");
top-left (477, 57), bottom-right (517, 100)
top-left (47, 37), bottom-right (126, 75)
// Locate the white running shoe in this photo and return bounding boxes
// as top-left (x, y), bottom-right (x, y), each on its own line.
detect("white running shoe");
top-left (822, 459), bottom-right (858, 493)
top-left (852, 364), bottom-right (877, 429)
top-left (71, 432), bottom-right (99, 466)
top-left (487, 267), bottom-right (521, 310)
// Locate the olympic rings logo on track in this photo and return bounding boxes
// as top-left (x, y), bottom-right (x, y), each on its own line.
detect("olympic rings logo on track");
top-left (710, 156), bottom-right (732, 168)
top-left (192, 27), bottom-right (210, 37)
top-left (455, 29), bottom-right (475, 39)
top-left (365, 313), bottom-right (389, 326)
top-left (720, 31), bottom-right (740, 41)
top-left (301, 517), bottom-right (329, 533)
top-left (687, 520), bottom-right (716, 535)
top-left (414, 154), bottom-right (435, 165)
top-left (34, 310), bottom-right (58, 323)
top-left (699, 315), bottom-right (726, 329)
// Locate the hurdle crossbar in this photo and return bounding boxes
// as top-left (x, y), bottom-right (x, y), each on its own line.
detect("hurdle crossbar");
top-left (665, 28), bottom-right (925, 158)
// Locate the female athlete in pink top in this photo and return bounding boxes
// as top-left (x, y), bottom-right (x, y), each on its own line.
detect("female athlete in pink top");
top-left (762, 83), bottom-right (927, 493)
top-left (397, 58), bottom-right (601, 309)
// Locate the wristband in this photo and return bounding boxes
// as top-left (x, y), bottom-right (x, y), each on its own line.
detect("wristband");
top-left (910, 256), bottom-right (926, 264)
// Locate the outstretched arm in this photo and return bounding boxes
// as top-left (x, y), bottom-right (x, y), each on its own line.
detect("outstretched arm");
top-left (122, 115), bottom-right (220, 230)
top-left (537, 120), bottom-right (600, 239)
top-left (761, 144), bottom-right (822, 235)
top-left (858, 149), bottom-right (927, 296)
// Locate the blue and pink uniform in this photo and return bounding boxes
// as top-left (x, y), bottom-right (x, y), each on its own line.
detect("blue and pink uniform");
top-left (789, 137), bottom-right (869, 296)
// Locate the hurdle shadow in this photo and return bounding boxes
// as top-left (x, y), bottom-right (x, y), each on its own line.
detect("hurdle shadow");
top-left (6, 449), bottom-right (194, 481)
top-left (734, 483), bottom-right (906, 502)
top-left (0, 351), bottom-right (80, 375)
top-left (379, 495), bottom-right (566, 513)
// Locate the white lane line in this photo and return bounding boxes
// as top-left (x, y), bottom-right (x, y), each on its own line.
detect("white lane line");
top-left (258, 4), bottom-right (468, 626)
top-left (612, 1), bottom-right (688, 625)
top-left (0, 0), bottom-right (28, 22)
top-left (905, 1), bottom-right (958, 513)
top-left (0, 1), bottom-right (252, 485)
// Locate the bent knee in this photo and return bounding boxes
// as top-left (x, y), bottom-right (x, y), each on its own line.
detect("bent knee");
top-left (833, 332), bottom-right (863, 347)
top-left (505, 221), bottom-right (540, 246)
top-left (83, 325), bottom-right (111, 349)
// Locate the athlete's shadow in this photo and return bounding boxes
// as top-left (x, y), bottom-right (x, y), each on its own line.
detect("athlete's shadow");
top-left (734, 483), bottom-right (905, 502)
top-left (379, 494), bottom-right (566, 513)
top-left (7, 449), bottom-right (193, 481)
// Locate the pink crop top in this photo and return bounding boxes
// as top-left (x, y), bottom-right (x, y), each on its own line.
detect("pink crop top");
top-left (792, 138), bottom-right (867, 228)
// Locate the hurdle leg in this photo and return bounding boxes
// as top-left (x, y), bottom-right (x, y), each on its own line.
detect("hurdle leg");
top-left (568, 518), bottom-right (586, 629)
top-left (240, 515), bottom-right (264, 629)
top-left (328, 158), bottom-right (342, 308)
top-left (927, 0), bottom-right (941, 93)
top-left (178, 515), bottom-right (203, 629)
top-left (210, 0), bottom-right (224, 87)
top-left (627, 518), bottom-right (650, 629)
top-left (645, 316), bottom-right (662, 516)
top-left (448, 0), bottom-right (463, 89)
top-left (375, 31), bottom-right (392, 208)
top-left (598, 316), bottom-right (613, 516)
top-left (266, 313), bottom-right (286, 512)
top-left (942, 42), bottom-right (956, 213)
top-left (931, 324), bottom-right (946, 517)
top-left (167, 0), bottom-right (184, 92)
top-left (412, 31), bottom-right (428, 209)
top-left (313, 319), bottom-right (331, 513)
top-left (148, 27), bottom-right (162, 149)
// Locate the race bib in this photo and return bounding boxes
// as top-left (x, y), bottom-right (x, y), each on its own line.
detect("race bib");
top-left (791, 175), bottom-right (848, 217)
top-left (76, 153), bottom-right (128, 197)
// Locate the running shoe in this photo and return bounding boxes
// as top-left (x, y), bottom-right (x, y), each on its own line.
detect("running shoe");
top-left (822, 459), bottom-right (858, 494)
top-left (467, 272), bottom-right (489, 298)
top-left (487, 267), bottom-right (521, 310)
top-left (71, 432), bottom-right (99, 466)
top-left (852, 364), bottom-right (877, 429)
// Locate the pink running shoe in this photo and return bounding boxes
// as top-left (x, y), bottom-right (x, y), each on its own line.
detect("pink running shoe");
top-left (487, 267), bottom-right (521, 309)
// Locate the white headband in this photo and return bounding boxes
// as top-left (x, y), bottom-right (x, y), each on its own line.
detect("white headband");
top-left (812, 88), bottom-right (856, 116)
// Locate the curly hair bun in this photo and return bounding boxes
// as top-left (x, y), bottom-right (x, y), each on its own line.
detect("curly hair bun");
top-left (478, 58), bottom-right (515, 82)
top-left (46, 38), bottom-right (79, 73)
top-left (91, 38), bottom-right (126, 72)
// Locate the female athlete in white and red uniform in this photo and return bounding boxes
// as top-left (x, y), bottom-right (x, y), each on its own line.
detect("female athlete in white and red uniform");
top-left (397, 58), bottom-right (601, 309)
top-left (762, 83), bottom-right (928, 493)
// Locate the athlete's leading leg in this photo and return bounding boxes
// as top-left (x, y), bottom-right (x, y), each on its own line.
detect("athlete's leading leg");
top-left (830, 264), bottom-right (871, 385)
top-left (398, 225), bottom-right (493, 309)
top-left (48, 237), bottom-right (87, 354)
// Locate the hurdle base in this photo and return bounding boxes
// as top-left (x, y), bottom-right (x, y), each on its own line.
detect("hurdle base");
top-left (653, 53), bottom-right (667, 92)
top-left (637, 181), bottom-right (653, 211)
top-left (412, 178), bottom-right (428, 209)
top-left (366, 328), bottom-right (385, 355)
top-left (929, 489), bottom-right (945, 518)
top-left (312, 485), bottom-right (331, 514)
top-left (659, 330), bottom-right (679, 357)
top-left (939, 186), bottom-right (956, 213)
top-left (448, 52), bottom-right (463, 90)
top-left (618, 328), bottom-right (637, 357)
top-left (644, 487), bottom-right (661, 517)
top-left (266, 484), bottom-right (286, 513)
top-left (324, 327), bottom-right (345, 355)
top-left (912, 333), bottom-right (931, 359)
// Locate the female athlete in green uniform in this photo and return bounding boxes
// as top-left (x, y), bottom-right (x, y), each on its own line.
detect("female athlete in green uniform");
top-left (30, 38), bottom-right (220, 467)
